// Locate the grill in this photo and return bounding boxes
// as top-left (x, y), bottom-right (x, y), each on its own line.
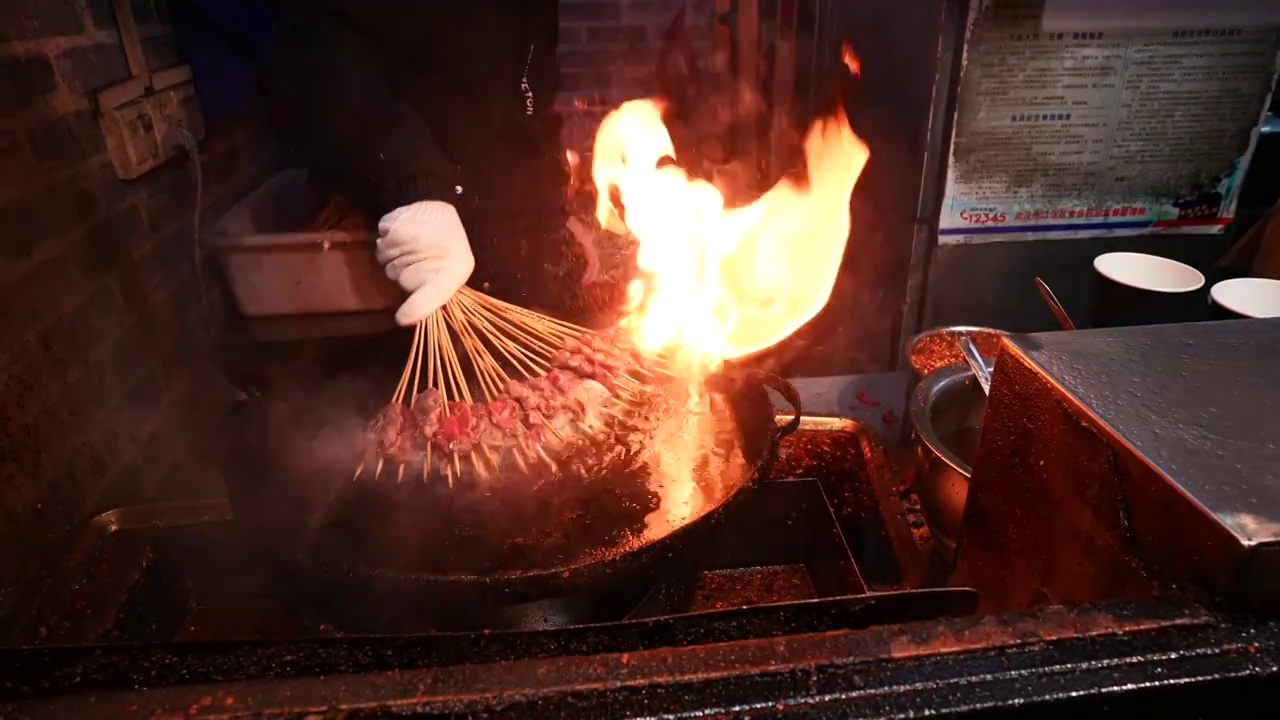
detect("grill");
top-left (4, 323), bottom-right (1280, 718)
top-left (1, 418), bottom-right (971, 652)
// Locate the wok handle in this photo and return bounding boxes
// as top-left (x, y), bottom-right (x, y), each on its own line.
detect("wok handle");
top-left (752, 372), bottom-right (802, 437)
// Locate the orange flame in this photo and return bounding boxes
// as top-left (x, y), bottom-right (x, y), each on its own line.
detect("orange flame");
top-left (842, 44), bottom-right (862, 76)
top-left (590, 94), bottom-right (869, 373)
top-left (588, 59), bottom-right (869, 537)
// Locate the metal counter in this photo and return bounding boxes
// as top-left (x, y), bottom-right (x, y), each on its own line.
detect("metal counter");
top-left (956, 318), bottom-right (1280, 610)
top-left (1013, 319), bottom-right (1280, 549)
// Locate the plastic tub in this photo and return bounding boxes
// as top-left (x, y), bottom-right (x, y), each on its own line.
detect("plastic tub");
top-left (206, 169), bottom-right (400, 317)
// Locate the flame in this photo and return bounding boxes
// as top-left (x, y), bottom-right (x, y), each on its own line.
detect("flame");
top-left (842, 44), bottom-right (862, 76)
top-left (589, 51), bottom-right (869, 538)
top-left (590, 92), bottom-right (868, 373)
top-left (591, 99), bottom-right (673, 236)
top-left (564, 148), bottom-right (580, 185)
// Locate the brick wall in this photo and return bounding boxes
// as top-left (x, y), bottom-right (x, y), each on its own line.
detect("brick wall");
top-left (0, 0), bottom-right (277, 608)
top-left (558, 0), bottom-right (714, 152)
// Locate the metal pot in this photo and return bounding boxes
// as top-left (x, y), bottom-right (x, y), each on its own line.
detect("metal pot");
top-left (908, 359), bottom-right (992, 547)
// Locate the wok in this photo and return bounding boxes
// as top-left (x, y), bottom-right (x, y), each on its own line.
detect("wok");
top-left (227, 365), bottom-right (801, 632)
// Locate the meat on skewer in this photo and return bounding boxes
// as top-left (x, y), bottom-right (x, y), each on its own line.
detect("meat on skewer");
top-left (549, 371), bottom-right (613, 426)
top-left (551, 343), bottom-right (623, 389)
top-left (487, 396), bottom-right (522, 430)
top-left (366, 327), bottom-right (654, 473)
top-left (433, 401), bottom-right (479, 454)
top-left (369, 403), bottom-right (419, 462)
top-left (575, 334), bottom-right (633, 369)
top-left (414, 387), bottom-right (443, 436)
top-left (506, 379), bottom-right (549, 420)
top-left (473, 409), bottom-right (509, 449)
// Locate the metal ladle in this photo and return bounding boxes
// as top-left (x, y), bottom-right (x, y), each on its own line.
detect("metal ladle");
top-left (1034, 276), bottom-right (1076, 331)
top-left (955, 333), bottom-right (991, 396)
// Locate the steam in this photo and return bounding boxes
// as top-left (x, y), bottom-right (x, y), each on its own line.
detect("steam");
top-left (253, 365), bottom-right (389, 495)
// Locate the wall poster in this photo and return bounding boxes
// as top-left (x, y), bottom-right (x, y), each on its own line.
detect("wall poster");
top-left (938, 0), bottom-right (1280, 244)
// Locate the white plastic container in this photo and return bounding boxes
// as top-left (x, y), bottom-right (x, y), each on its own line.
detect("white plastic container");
top-left (206, 169), bottom-right (401, 317)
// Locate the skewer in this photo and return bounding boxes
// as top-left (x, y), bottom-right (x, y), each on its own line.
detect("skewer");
top-left (463, 293), bottom-right (569, 356)
top-left (446, 302), bottom-right (508, 399)
top-left (426, 313), bottom-right (438, 393)
top-left (480, 445), bottom-right (500, 473)
top-left (391, 322), bottom-right (423, 404)
top-left (439, 313), bottom-right (467, 403)
top-left (357, 283), bottom-right (675, 487)
top-left (454, 296), bottom-right (546, 378)
top-left (411, 318), bottom-right (426, 403)
top-left (511, 448), bottom-right (529, 473)
top-left (472, 451), bottom-right (489, 480)
top-left (535, 444), bottom-right (557, 470)
top-left (457, 302), bottom-right (543, 378)
top-left (467, 304), bottom-right (558, 362)
top-left (462, 287), bottom-right (586, 337)
top-left (540, 418), bottom-right (565, 443)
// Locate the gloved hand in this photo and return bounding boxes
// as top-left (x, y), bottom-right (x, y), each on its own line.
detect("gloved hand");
top-left (375, 200), bottom-right (475, 326)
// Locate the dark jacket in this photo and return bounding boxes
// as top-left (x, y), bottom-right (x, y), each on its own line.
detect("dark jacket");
top-left (268, 0), bottom-right (580, 313)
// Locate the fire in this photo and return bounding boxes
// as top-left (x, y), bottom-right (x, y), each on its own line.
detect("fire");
top-left (591, 99), bottom-right (673, 236)
top-left (591, 89), bottom-right (869, 374)
top-left (589, 50), bottom-right (869, 539)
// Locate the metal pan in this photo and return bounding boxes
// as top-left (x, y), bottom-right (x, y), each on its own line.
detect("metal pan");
top-left (227, 369), bottom-right (801, 631)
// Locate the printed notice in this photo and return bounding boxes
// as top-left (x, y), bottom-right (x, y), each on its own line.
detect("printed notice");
top-left (938, 0), bottom-right (1280, 244)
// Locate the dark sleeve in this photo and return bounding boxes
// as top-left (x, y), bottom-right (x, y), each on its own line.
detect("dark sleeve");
top-left (269, 5), bottom-right (462, 214)
top-left (519, 0), bottom-right (568, 215)
top-left (524, 0), bottom-right (560, 123)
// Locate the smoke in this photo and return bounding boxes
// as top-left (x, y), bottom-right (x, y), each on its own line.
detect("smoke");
top-left (250, 365), bottom-right (388, 488)
top-left (223, 340), bottom-right (409, 562)
top-left (654, 11), bottom-right (771, 207)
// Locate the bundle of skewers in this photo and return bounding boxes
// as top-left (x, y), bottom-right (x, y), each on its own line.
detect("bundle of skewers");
top-left (354, 285), bottom-right (673, 486)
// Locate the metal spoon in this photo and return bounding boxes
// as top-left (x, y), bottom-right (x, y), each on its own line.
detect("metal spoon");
top-left (955, 333), bottom-right (991, 396)
top-left (1034, 276), bottom-right (1076, 331)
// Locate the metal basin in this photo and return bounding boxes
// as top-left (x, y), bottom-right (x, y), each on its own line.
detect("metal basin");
top-left (909, 360), bottom-right (991, 546)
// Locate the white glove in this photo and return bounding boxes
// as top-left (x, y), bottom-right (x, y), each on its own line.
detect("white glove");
top-left (375, 200), bottom-right (475, 327)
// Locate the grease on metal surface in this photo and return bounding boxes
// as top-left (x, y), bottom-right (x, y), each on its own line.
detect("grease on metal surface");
top-left (886, 602), bottom-right (1208, 659)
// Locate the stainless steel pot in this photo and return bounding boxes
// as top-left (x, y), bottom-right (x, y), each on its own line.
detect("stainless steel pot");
top-left (909, 359), bottom-right (992, 547)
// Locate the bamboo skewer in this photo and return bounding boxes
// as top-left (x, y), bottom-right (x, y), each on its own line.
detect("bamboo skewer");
top-left (353, 286), bottom-right (671, 486)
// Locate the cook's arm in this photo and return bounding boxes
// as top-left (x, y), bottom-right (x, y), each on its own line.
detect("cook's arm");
top-left (269, 6), bottom-right (461, 214)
